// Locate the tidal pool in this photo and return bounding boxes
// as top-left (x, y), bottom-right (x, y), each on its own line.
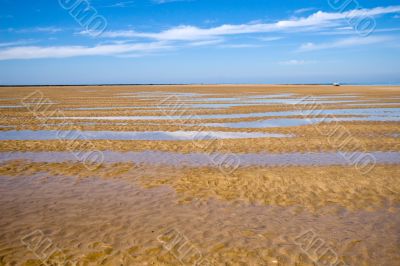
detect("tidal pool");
top-left (54, 108), bottom-right (400, 121)
top-left (346, 103), bottom-right (400, 106)
top-left (65, 107), bottom-right (178, 111)
top-left (178, 97), bottom-right (359, 105)
top-left (204, 116), bottom-right (400, 128)
top-left (0, 151), bottom-right (398, 166)
top-left (0, 130), bottom-right (290, 141)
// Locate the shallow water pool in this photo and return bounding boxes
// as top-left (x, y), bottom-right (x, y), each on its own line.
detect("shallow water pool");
top-left (0, 130), bottom-right (290, 141)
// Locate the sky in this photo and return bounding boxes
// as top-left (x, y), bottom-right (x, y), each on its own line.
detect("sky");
top-left (0, 0), bottom-right (400, 85)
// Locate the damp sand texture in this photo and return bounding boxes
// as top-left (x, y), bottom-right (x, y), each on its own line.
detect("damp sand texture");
top-left (0, 84), bottom-right (399, 265)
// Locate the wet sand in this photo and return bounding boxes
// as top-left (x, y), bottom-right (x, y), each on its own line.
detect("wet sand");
top-left (0, 85), bottom-right (399, 265)
top-left (0, 169), bottom-right (399, 265)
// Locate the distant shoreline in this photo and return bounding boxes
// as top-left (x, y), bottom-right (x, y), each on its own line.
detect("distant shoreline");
top-left (1, 83), bottom-right (400, 87)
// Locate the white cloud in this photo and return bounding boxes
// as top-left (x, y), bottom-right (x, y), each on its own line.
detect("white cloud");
top-left (85, 29), bottom-right (136, 38)
top-left (298, 36), bottom-right (392, 52)
top-left (102, 1), bottom-right (135, 8)
top-left (152, 0), bottom-right (193, 4)
top-left (258, 36), bottom-right (283, 42)
top-left (187, 39), bottom-right (224, 46)
top-left (319, 26), bottom-right (400, 35)
top-left (294, 8), bottom-right (317, 15)
top-left (98, 5), bottom-right (400, 41)
top-left (279, 59), bottom-right (314, 65)
top-left (0, 42), bottom-right (172, 60)
top-left (3, 5), bottom-right (400, 60)
top-left (219, 44), bottom-right (262, 49)
top-left (15, 27), bottom-right (63, 34)
top-left (0, 40), bottom-right (37, 48)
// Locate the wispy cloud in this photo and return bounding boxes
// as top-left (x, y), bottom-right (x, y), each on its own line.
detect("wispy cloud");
top-left (2, 5), bottom-right (399, 60)
top-left (96, 5), bottom-right (400, 41)
top-left (219, 44), bottom-right (262, 49)
top-left (318, 26), bottom-right (400, 35)
top-left (0, 42), bottom-right (172, 60)
top-left (279, 59), bottom-right (315, 65)
top-left (15, 27), bottom-right (63, 34)
top-left (0, 40), bottom-right (37, 48)
top-left (187, 39), bottom-right (224, 46)
top-left (298, 36), bottom-right (392, 52)
top-left (152, 0), bottom-right (193, 4)
top-left (294, 7), bottom-right (316, 15)
top-left (101, 1), bottom-right (135, 8)
top-left (258, 36), bottom-right (284, 42)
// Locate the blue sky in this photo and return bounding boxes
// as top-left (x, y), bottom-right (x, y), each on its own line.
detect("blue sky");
top-left (0, 0), bottom-right (400, 85)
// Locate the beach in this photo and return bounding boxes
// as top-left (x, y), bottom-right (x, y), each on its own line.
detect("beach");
top-left (0, 84), bottom-right (399, 265)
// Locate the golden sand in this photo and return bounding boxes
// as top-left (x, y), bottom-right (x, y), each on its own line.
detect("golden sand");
top-left (0, 85), bottom-right (399, 265)
top-left (0, 166), bottom-right (399, 265)
top-left (0, 130), bottom-right (398, 153)
top-left (1, 85), bottom-right (399, 154)
top-left (1, 161), bottom-right (399, 212)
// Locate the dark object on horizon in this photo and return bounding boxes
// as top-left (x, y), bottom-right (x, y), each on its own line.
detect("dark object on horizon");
top-left (333, 83), bottom-right (341, 86)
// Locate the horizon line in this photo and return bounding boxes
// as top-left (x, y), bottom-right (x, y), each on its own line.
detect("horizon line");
top-left (1, 82), bottom-right (400, 87)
